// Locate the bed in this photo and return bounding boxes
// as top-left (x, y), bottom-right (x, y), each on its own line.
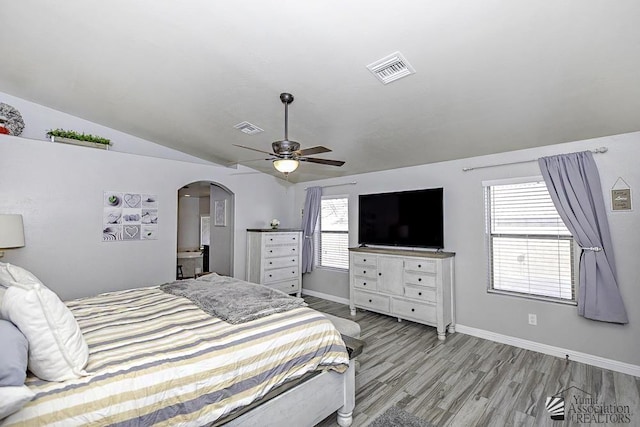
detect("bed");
top-left (0, 271), bottom-right (356, 426)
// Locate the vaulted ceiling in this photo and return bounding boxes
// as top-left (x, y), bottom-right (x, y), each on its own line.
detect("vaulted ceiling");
top-left (2, 1), bottom-right (639, 182)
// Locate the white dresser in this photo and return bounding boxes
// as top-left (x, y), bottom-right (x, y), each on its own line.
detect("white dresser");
top-left (349, 247), bottom-right (455, 340)
top-left (246, 229), bottom-right (303, 296)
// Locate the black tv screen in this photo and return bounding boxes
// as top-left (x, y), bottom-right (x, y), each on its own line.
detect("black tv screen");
top-left (358, 188), bottom-right (444, 249)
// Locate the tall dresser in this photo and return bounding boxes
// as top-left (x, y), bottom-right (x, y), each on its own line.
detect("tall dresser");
top-left (349, 247), bottom-right (455, 340)
top-left (246, 229), bottom-right (303, 297)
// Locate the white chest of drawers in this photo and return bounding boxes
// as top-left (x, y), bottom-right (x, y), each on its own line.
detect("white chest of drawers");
top-left (349, 247), bottom-right (455, 340)
top-left (246, 229), bottom-right (303, 296)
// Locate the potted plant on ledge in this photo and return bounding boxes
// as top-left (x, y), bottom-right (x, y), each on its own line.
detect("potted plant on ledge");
top-left (46, 128), bottom-right (112, 150)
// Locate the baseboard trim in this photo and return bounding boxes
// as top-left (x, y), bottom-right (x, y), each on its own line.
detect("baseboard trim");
top-left (456, 324), bottom-right (640, 377)
top-left (302, 289), bottom-right (350, 306)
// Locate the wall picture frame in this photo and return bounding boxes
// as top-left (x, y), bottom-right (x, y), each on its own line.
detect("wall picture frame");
top-left (214, 199), bottom-right (227, 226)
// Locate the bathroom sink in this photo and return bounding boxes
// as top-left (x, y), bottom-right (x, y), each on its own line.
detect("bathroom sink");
top-left (177, 252), bottom-right (202, 259)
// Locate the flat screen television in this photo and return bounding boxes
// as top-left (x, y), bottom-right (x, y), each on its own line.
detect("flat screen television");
top-left (358, 188), bottom-right (444, 249)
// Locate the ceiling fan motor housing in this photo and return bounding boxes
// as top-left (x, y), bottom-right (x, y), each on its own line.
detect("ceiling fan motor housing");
top-left (272, 140), bottom-right (300, 156)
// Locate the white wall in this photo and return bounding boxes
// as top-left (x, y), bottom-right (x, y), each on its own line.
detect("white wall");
top-left (0, 91), bottom-right (213, 165)
top-left (177, 196), bottom-right (201, 250)
top-left (0, 134), bottom-right (293, 300)
top-left (293, 132), bottom-right (640, 367)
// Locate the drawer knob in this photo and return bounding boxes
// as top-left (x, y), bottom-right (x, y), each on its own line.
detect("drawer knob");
top-left (269, 274), bottom-right (272, 277)
top-left (363, 282), bottom-right (367, 286)
top-left (369, 299), bottom-right (372, 303)
top-left (270, 238), bottom-right (273, 241)
top-left (269, 262), bottom-right (273, 265)
top-left (292, 259), bottom-right (295, 262)
top-left (418, 292), bottom-right (422, 296)
top-left (363, 270), bottom-right (366, 274)
top-left (418, 278), bottom-right (422, 282)
top-left (269, 250), bottom-right (273, 253)
top-left (411, 308), bottom-right (415, 312)
top-left (292, 271), bottom-right (295, 274)
top-left (363, 259), bottom-right (366, 262)
top-left (378, 272), bottom-right (382, 276)
top-left (291, 284), bottom-right (295, 287)
top-left (418, 264), bottom-right (422, 268)
top-left (292, 249), bottom-right (296, 252)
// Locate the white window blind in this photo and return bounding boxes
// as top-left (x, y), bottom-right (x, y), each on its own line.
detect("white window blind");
top-left (485, 180), bottom-right (575, 302)
top-left (314, 196), bottom-right (349, 270)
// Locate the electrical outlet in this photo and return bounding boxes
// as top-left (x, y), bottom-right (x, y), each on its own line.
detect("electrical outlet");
top-left (528, 313), bottom-right (537, 326)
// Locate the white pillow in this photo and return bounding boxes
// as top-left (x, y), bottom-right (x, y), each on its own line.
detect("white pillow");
top-left (0, 263), bottom-right (44, 288)
top-left (0, 385), bottom-right (34, 420)
top-left (0, 266), bottom-right (88, 382)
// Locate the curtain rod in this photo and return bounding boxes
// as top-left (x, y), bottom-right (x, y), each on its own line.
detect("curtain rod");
top-left (462, 147), bottom-right (608, 172)
top-left (304, 181), bottom-right (357, 190)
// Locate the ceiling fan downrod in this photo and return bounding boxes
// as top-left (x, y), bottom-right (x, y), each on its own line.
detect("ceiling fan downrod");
top-left (280, 93), bottom-right (294, 142)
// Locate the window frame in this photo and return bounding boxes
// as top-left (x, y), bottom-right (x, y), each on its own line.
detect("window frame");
top-left (314, 195), bottom-right (349, 271)
top-left (483, 176), bottom-right (578, 305)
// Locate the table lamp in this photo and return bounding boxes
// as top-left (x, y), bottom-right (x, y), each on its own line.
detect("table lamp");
top-left (0, 214), bottom-right (25, 258)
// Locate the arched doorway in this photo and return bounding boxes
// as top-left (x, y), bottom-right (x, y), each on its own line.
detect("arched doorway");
top-left (177, 181), bottom-right (234, 278)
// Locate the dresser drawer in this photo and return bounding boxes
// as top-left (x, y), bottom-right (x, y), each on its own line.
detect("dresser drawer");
top-left (392, 298), bottom-right (436, 324)
top-left (352, 266), bottom-right (378, 279)
top-left (404, 259), bottom-right (437, 274)
top-left (264, 233), bottom-right (300, 246)
top-left (404, 271), bottom-right (436, 287)
top-left (352, 253), bottom-right (377, 268)
top-left (354, 277), bottom-right (377, 291)
top-left (265, 245), bottom-right (298, 258)
top-left (354, 290), bottom-right (390, 313)
top-left (263, 267), bottom-right (299, 283)
top-left (265, 256), bottom-right (298, 269)
top-left (404, 285), bottom-right (436, 303)
top-left (267, 279), bottom-right (300, 294)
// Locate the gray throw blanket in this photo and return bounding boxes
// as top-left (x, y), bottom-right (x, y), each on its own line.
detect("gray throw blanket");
top-left (160, 274), bottom-right (306, 324)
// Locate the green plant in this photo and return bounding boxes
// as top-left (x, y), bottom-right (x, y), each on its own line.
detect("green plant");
top-left (46, 128), bottom-right (111, 145)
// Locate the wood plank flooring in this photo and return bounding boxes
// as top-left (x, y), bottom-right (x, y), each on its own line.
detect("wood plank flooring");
top-left (307, 296), bottom-right (640, 427)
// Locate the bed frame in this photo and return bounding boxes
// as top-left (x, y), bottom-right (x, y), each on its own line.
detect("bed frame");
top-left (226, 362), bottom-right (355, 426)
top-left (222, 334), bottom-right (363, 427)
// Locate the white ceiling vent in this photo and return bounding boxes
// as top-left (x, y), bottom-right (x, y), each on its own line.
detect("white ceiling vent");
top-left (234, 121), bottom-right (264, 135)
top-left (366, 51), bottom-right (416, 84)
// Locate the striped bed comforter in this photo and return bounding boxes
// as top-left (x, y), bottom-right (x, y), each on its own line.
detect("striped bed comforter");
top-left (3, 286), bottom-right (349, 426)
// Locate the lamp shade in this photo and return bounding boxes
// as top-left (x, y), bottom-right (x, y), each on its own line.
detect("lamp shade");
top-left (0, 214), bottom-right (25, 249)
top-left (273, 159), bottom-right (299, 174)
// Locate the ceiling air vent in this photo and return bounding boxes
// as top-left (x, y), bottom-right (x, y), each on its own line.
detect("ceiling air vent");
top-left (234, 121), bottom-right (264, 135)
top-left (366, 51), bottom-right (416, 84)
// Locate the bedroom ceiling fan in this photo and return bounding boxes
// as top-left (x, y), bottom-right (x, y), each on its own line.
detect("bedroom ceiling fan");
top-left (233, 93), bottom-right (345, 176)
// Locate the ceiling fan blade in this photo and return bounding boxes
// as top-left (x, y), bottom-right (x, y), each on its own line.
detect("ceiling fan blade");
top-left (299, 157), bottom-right (345, 167)
top-left (295, 146), bottom-right (332, 156)
top-left (233, 144), bottom-right (275, 156)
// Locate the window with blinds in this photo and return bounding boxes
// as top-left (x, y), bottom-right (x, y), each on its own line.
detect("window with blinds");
top-left (314, 196), bottom-right (349, 270)
top-left (485, 179), bottom-right (576, 302)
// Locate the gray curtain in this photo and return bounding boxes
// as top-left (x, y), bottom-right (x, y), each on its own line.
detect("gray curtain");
top-left (301, 186), bottom-right (322, 274)
top-left (538, 151), bottom-right (628, 324)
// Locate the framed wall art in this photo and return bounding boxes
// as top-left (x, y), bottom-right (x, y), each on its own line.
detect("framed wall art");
top-left (103, 191), bottom-right (158, 241)
top-left (214, 199), bottom-right (226, 227)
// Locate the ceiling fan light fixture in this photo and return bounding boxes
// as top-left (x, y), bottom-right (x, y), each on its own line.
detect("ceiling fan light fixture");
top-left (273, 158), bottom-right (299, 174)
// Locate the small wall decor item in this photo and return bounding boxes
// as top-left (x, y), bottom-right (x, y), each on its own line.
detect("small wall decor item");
top-left (47, 128), bottom-right (111, 150)
top-left (611, 177), bottom-right (632, 211)
top-left (103, 191), bottom-right (158, 241)
top-left (270, 218), bottom-right (280, 229)
top-left (214, 200), bottom-right (227, 227)
top-left (0, 102), bottom-right (25, 136)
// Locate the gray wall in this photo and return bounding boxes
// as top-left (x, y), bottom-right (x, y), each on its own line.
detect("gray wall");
top-left (177, 196), bottom-right (201, 250)
top-left (210, 185), bottom-right (233, 276)
top-left (0, 135), bottom-right (291, 300)
top-left (293, 132), bottom-right (640, 366)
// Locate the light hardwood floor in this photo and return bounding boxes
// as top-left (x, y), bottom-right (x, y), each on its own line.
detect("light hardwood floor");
top-left (307, 296), bottom-right (640, 427)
